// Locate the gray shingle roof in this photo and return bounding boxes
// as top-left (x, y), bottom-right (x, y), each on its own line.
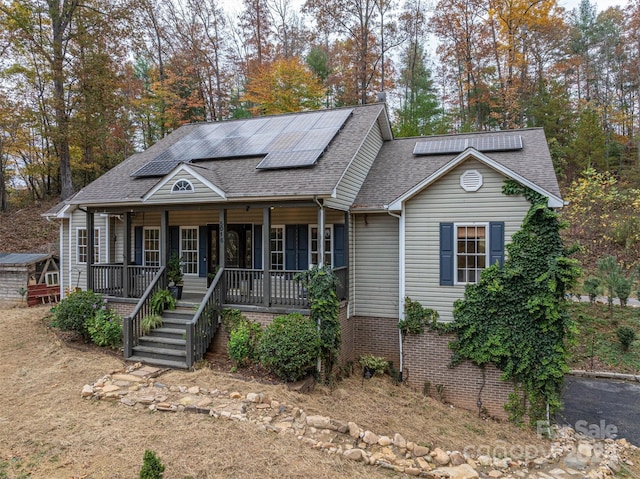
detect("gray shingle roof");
top-left (353, 128), bottom-right (561, 211)
top-left (60, 104), bottom-right (386, 207)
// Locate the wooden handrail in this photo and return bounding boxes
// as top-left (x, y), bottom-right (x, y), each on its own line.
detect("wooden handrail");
top-left (187, 267), bottom-right (224, 367)
top-left (123, 265), bottom-right (166, 358)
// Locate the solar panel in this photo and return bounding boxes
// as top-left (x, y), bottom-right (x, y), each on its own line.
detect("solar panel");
top-left (413, 134), bottom-right (523, 156)
top-left (255, 149), bottom-right (324, 170)
top-left (131, 108), bottom-right (355, 177)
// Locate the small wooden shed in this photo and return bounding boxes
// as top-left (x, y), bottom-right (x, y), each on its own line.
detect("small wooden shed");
top-left (0, 253), bottom-right (60, 306)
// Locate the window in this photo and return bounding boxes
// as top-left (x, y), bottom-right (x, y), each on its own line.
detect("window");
top-left (310, 225), bottom-right (332, 266)
top-left (455, 225), bottom-right (486, 284)
top-left (45, 272), bottom-right (59, 286)
top-left (144, 227), bottom-right (160, 266)
top-left (77, 227), bottom-right (100, 264)
top-left (270, 226), bottom-right (284, 270)
top-left (171, 179), bottom-right (193, 192)
top-left (440, 222), bottom-right (504, 286)
top-left (180, 227), bottom-right (198, 274)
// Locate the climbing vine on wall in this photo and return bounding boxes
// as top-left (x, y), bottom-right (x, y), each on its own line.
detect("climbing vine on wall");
top-left (450, 181), bottom-right (581, 424)
top-left (296, 265), bottom-right (341, 382)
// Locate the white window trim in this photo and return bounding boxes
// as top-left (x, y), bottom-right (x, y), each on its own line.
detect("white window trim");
top-left (270, 225), bottom-right (285, 271)
top-left (171, 178), bottom-right (194, 193)
top-left (76, 227), bottom-right (101, 264)
top-left (45, 271), bottom-right (60, 286)
top-left (143, 227), bottom-right (161, 267)
top-left (309, 224), bottom-right (333, 267)
top-left (453, 222), bottom-right (488, 286)
top-left (179, 226), bottom-right (199, 275)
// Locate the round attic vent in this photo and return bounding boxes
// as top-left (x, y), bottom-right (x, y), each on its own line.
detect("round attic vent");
top-left (460, 169), bottom-right (483, 192)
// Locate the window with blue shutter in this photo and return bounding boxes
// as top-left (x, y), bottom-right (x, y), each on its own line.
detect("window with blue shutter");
top-left (440, 222), bottom-right (504, 285)
top-left (285, 225), bottom-right (308, 270)
top-left (134, 226), bottom-right (143, 265)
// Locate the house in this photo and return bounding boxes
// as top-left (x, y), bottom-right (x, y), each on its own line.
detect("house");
top-left (46, 103), bottom-right (562, 417)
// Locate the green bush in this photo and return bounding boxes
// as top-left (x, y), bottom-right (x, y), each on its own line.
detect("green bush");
top-left (616, 326), bottom-right (637, 352)
top-left (358, 354), bottom-right (388, 376)
top-left (258, 313), bottom-right (321, 382)
top-left (583, 277), bottom-right (602, 304)
top-left (139, 450), bottom-right (164, 479)
top-left (86, 308), bottom-right (123, 348)
top-left (50, 290), bottom-right (104, 339)
top-left (228, 319), bottom-right (262, 366)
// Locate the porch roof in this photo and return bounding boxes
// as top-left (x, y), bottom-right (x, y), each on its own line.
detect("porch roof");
top-left (47, 104), bottom-right (387, 212)
top-left (352, 128), bottom-right (562, 211)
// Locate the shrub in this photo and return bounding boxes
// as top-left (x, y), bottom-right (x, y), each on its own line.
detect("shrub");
top-left (400, 297), bottom-right (439, 335)
top-left (616, 326), bottom-right (637, 352)
top-left (258, 313), bottom-right (321, 382)
top-left (50, 290), bottom-right (104, 339)
top-left (583, 277), bottom-right (601, 304)
top-left (141, 314), bottom-right (163, 334)
top-left (139, 450), bottom-right (164, 479)
top-left (228, 319), bottom-right (262, 367)
top-left (358, 354), bottom-right (388, 376)
top-left (86, 308), bottom-right (123, 348)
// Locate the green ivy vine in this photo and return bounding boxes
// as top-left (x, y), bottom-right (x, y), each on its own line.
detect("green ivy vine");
top-left (449, 180), bottom-right (581, 424)
top-left (296, 265), bottom-right (341, 382)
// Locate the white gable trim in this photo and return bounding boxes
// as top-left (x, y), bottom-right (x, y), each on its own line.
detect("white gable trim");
top-left (142, 163), bottom-right (226, 202)
top-left (386, 148), bottom-right (563, 211)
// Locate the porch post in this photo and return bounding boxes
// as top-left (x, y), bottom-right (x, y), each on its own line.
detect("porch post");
top-left (86, 209), bottom-right (94, 291)
top-left (123, 212), bottom-right (131, 297)
top-left (219, 208), bottom-right (226, 300)
top-left (263, 207), bottom-right (271, 307)
top-left (317, 200), bottom-right (325, 267)
top-left (160, 210), bottom-right (168, 267)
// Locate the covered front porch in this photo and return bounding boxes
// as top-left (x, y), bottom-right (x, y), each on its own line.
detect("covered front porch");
top-left (84, 201), bottom-right (348, 309)
top-left (80, 201), bottom-right (348, 368)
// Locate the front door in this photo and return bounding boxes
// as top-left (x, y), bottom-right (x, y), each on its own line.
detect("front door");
top-left (207, 224), bottom-right (253, 276)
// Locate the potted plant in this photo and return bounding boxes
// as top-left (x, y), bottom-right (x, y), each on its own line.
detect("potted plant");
top-left (358, 354), bottom-right (388, 380)
top-left (167, 253), bottom-right (184, 299)
top-left (150, 288), bottom-right (176, 316)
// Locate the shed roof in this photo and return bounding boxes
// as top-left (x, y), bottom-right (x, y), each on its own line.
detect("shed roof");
top-left (0, 253), bottom-right (53, 267)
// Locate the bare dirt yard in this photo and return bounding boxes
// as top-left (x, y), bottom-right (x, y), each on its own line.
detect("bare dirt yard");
top-left (0, 306), bottom-right (552, 478)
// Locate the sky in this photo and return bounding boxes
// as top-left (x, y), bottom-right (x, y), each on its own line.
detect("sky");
top-left (558, 0), bottom-right (627, 11)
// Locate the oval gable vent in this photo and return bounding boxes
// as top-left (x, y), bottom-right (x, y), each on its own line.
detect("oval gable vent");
top-left (460, 169), bottom-right (483, 192)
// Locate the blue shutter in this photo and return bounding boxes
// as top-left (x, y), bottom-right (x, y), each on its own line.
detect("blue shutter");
top-left (198, 226), bottom-right (207, 277)
top-left (253, 224), bottom-right (263, 269)
top-left (134, 226), bottom-right (143, 265)
top-left (333, 224), bottom-right (345, 267)
top-left (285, 225), bottom-right (297, 270)
top-left (169, 226), bottom-right (179, 257)
top-left (489, 222), bottom-right (505, 268)
top-left (297, 225), bottom-right (308, 270)
top-left (440, 223), bottom-right (454, 286)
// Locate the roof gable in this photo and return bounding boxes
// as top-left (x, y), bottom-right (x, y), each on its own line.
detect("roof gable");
top-left (387, 147), bottom-right (563, 210)
top-left (142, 163), bottom-right (226, 203)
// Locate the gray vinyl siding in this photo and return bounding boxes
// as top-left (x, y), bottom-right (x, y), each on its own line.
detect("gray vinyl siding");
top-left (144, 172), bottom-right (224, 204)
top-left (352, 213), bottom-right (399, 318)
top-left (60, 219), bottom-right (69, 297)
top-left (68, 209), bottom-right (109, 291)
top-left (404, 159), bottom-right (531, 322)
top-left (326, 124), bottom-right (383, 211)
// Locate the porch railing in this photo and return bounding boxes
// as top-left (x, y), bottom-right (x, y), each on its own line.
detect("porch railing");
top-left (222, 268), bottom-right (309, 308)
top-left (91, 264), bottom-right (160, 298)
top-left (334, 266), bottom-right (348, 301)
top-left (188, 267), bottom-right (224, 367)
top-left (123, 265), bottom-right (166, 358)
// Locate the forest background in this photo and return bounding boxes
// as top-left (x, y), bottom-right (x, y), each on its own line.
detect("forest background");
top-left (1, 0), bottom-right (640, 273)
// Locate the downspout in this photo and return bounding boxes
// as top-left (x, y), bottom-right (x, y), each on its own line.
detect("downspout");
top-left (386, 207), bottom-right (404, 381)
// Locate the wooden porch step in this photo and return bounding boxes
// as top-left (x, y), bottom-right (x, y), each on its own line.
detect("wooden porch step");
top-left (126, 355), bottom-right (188, 370)
top-left (138, 335), bottom-right (186, 351)
top-left (132, 344), bottom-right (187, 361)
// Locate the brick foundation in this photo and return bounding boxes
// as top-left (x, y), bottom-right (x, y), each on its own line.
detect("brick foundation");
top-left (106, 299), bottom-right (136, 318)
top-left (352, 315), bottom-right (401, 370)
top-left (402, 330), bottom-right (515, 420)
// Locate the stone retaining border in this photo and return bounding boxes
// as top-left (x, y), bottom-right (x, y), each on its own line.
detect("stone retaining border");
top-left (81, 363), bottom-right (638, 479)
top-left (568, 371), bottom-right (640, 383)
